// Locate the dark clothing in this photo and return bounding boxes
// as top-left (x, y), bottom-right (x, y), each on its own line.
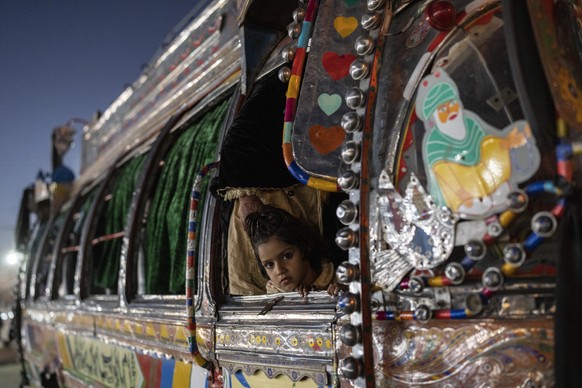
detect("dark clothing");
top-left (212, 71), bottom-right (297, 195)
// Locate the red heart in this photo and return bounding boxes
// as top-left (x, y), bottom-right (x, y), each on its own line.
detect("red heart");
top-left (309, 125), bottom-right (345, 155)
top-left (321, 52), bottom-right (357, 81)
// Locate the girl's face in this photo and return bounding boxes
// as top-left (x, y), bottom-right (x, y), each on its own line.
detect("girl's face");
top-left (257, 237), bottom-right (313, 292)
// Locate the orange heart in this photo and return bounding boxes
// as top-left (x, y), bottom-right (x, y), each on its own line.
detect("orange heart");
top-left (309, 125), bottom-right (345, 155)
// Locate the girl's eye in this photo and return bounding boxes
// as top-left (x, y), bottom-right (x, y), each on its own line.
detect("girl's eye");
top-left (282, 252), bottom-right (293, 260)
top-left (263, 262), bottom-right (273, 269)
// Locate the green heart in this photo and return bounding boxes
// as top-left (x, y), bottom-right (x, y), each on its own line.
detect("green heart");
top-left (318, 93), bottom-right (342, 116)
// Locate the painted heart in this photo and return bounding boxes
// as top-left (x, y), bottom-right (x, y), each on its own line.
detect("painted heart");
top-left (321, 52), bottom-right (356, 81)
top-left (309, 125), bottom-right (345, 155)
top-left (334, 16), bottom-right (358, 38)
top-left (317, 93), bottom-right (342, 116)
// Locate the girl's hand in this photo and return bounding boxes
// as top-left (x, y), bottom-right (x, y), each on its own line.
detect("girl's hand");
top-left (296, 285), bottom-right (315, 297)
top-left (326, 282), bottom-right (344, 296)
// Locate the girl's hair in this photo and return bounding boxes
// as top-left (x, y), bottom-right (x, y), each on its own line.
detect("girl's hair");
top-left (244, 204), bottom-right (324, 278)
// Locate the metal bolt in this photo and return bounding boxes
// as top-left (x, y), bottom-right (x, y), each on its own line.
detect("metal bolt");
top-left (531, 211), bottom-right (557, 237)
top-left (338, 170), bottom-right (360, 191)
top-left (361, 13), bottom-right (382, 30)
top-left (349, 59), bottom-right (370, 80)
top-left (335, 227), bottom-right (359, 250)
top-left (414, 305), bottom-right (432, 322)
top-left (345, 88), bottom-right (366, 109)
top-left (482, 267), bottom-right (503, 291)
top-left (278, 67), bottom-right (291, 83)
top-left (341, 141), bottom-right (361, 164)
top-left (287, 22), bottom-right (302, 39)
top-left (464, 240), bottom-right (486, 260)
top-left (444, 262), bottom-right (465, 285)
top-left (337, 292), bottom-right (360, 314)
top-left (339, 324), bottom-right (362, 346)
top-left (336, 261), bottom-right (360, 284)
top-left (355, 35), bottom-right (375, 56)
top-left (503, 244), bottom-right (526, 267)
top-left (336, 200), bottom-right (358, 225)
top-left (507, 190), bottom-right (528, 212)
top-left (341, 112), bottom-right (362, 133)
top-left (292, 8), bottom-right (305, 23)
top-left (340, 356), bottom-right (363, 379)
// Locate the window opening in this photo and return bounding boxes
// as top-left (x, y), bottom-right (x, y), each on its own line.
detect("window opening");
top-left (141, 98), bottom-right (229, 295)
top-left (56, 188), bottom-right (97, 298)
top-left (90, 154), bottom-right (146, 295)
top-left (33, 211), bottom-right (67, 300)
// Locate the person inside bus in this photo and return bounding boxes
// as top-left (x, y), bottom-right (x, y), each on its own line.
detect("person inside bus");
top-left (245, 205), bottom-right (341, 296)
top-left (212, 70), bottom-right (345, 295)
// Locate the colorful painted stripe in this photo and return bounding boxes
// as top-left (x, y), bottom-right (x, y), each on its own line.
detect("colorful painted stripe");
top-left (282, 0), bottom-right (340, 192)
top-left (186, 161), bottom-right (219, 367)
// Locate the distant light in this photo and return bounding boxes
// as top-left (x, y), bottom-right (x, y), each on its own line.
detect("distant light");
top-left (6, 250), bottom-right (23, 266)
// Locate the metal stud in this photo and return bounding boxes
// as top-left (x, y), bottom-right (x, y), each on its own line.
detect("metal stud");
top-left (409, 277), bottom-right (424, 294)
top-left (355, 35), bottom-right (375, 56)
top-left (292, 7), bottom-right (306, 23)
top-left (361, 13), bottom-right (382, 30)
top-left (341, 141), bottom-right (360, 164)
top-left (341, 112), bottom-right (362, 133)
top-left (340, 356), bottom-right (363, 379)
top-left (414, 304), bottom-right (432, 322)
top-left (339, 324), bottom-right (362, 346)
top-left (335, 227), bottom-right (359, 250)
top-left (482, 267), bottom-right (503, 291)
top-left (337, 292), bottom-right (360, 314)
top-left (281, 45), bottom-right (296, 62)
top-left (444, 262), bottom-right (465, 285)
top-left (349, 59), bottom-right (370, 80)
top-left (503, 244), bottom-right (526, 267)
top-left (487, 221), bottom-right (503, 238)
top-left (345, 88), bottom-right (365, 109)
top-left (507, 190), bottom-right (528, 212)
top-left (464, 239), bottom-right (486, 260)
top-left (287, 22), bottom-right (302, 39)
top-left (278, 67), bottom-right (291, 83)
top-left (531, 211), bottom-right (557, 237)
top-left (336, 200), bottom-right (358, 225)
top-left (465, 294), bottom-right (483, 315)
top-left (367, 0), bottom-right (386, 12)
top-left (336, 261), bottom-right (360, 284)
top-left (338, 170), bottom-right (360, 191)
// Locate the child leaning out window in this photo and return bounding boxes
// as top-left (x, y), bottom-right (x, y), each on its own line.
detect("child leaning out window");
top-left (244, 204), bottom-right (341, 296)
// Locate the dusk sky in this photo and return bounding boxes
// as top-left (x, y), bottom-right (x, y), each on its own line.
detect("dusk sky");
top-left (0, 1), bottom-right (201, 290)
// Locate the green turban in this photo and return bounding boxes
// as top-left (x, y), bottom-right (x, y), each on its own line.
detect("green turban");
top-left (421, 81), bottom-right (458, 121)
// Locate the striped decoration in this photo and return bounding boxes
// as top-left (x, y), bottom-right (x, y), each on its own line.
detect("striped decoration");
top-left (283, 0), bottom-right (340, 192)
top-left (186, 161), bottom-right (219, 367)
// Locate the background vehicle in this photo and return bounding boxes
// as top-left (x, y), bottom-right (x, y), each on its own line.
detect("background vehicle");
top-left (13, 0), bottom-right (582, 387)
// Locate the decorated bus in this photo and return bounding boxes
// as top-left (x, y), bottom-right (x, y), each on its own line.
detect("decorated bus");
top-left (12, 0), bottom-right (582, 387)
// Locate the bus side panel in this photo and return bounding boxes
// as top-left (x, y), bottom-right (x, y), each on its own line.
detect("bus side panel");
top-left (372, 319), bottom-right (553, 386)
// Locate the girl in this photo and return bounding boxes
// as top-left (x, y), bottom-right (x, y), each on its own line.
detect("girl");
top-left (245, 205), bottom-right (340, 296)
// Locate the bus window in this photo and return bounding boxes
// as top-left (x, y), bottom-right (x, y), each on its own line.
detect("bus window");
top-left (87, 154), bottom-right (146, 296)
top-left (32, 210), bottom-right (67, 300)
top-left (138, 98), bottom-right (229, 295)
top-left (212, 71), bottom-right (348, 296)
top-left (54, 187), bottom-right (97, 298)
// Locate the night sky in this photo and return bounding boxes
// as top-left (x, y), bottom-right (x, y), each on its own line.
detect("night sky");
top-left (0, 1), bottom-right (199, 295)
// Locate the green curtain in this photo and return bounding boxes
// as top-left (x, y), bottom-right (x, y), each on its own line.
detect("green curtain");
top-left (93, 154), bottom-right (146, 291)
top-left (145, 99), bottom-right (229, 294)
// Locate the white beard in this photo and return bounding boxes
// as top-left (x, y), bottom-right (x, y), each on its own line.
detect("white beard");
top-left (434, 110), bottom-right (466, 140)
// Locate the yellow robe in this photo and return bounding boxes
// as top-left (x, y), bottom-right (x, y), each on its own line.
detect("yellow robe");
top-left (432, 135), bottom-right (511, 212)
